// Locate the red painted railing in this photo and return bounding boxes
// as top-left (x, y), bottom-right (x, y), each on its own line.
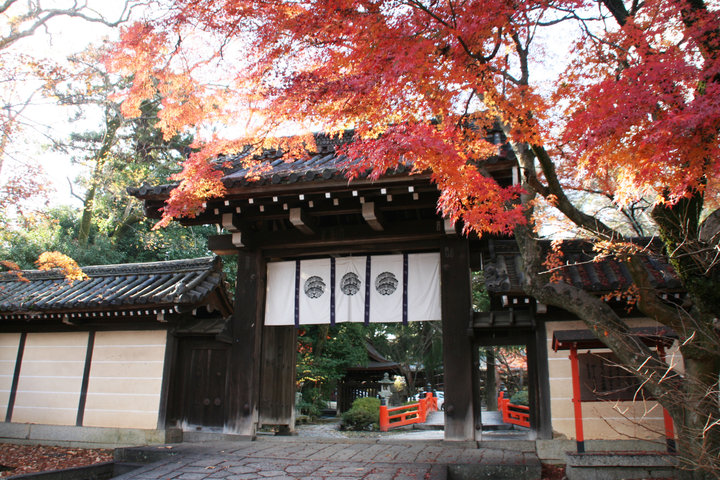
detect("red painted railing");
top-left (497, 391), bottom-right (530, 428)
top-left (379, 392), bottom-right (438, 432)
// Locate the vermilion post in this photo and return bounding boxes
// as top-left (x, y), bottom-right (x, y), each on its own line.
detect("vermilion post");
top-left (379, 405), bottom-right (389, 432)
top-left (569, 346), bottom-right (585, 453)
top-left (497, 391), bottom-right (506, 422)
top-left (657, 345), bottom-right (677, 453)
top-left (425, 391), bottom-right (435, 411)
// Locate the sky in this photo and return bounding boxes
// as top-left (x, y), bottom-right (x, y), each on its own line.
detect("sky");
top-left (2, 1), bottom-right (137, 209)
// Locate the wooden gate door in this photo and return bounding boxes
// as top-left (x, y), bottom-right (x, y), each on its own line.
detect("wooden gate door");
top-left (178, 340), bottom-right (230, 428)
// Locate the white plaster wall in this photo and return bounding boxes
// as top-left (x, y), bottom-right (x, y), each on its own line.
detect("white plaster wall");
top-left (83, 330), bottom-right (167, 429)
top-left (12, 332), bottom-right (88, 425)
top-left (0, 333), bottom-right (21, 419)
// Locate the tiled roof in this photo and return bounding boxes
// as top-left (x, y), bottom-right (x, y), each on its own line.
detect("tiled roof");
top-left (483, 239), bottom-right (682, 295)
top-left (128, 130), bottom-right (516, 199)
top-left (0, 257), bottom-right (232, 318)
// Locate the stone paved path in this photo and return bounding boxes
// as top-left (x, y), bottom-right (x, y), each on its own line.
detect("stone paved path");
top-left (114, 436), bottom-right (541, 480)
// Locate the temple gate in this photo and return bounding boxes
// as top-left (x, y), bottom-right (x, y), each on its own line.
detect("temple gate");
top-left (130, 130), bottom-right (553, 441)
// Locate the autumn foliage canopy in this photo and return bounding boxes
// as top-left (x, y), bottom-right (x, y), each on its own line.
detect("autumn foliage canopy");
top-left (107, 0), bottom-right (719, 234)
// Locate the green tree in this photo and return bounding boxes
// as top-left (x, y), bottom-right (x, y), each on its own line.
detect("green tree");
top-left (1, 47), bottom-right (223, 271)
top-left (370, 322), bottom-right (443, 394)
top-left (296, 324), bottom-right (369, 408)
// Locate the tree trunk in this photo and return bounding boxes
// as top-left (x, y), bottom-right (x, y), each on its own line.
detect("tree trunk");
top-left (77, 110), bottom-right (120, 247)
top-left (77, 183), bottom-right (97, 247)
top-left (674, 354), bottom-right (720, 478)
top-left (485, 348), bottom-right (497, 411)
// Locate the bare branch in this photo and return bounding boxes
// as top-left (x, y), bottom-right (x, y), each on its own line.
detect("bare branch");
top-left (0, 1), bottom-right (137, 51)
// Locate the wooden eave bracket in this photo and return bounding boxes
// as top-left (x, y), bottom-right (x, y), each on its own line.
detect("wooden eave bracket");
top-left (289, 207), bottom-right (317, 235)
top-left (222, 213), bottom-right (244, 232)
top-left (443, 218), bottom-right (457, 236)
top-left (362, 202), bottom-right (385, 231)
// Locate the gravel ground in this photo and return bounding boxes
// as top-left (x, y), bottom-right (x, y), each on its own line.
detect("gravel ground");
top-left (0, 443), bottom-right (112, 478)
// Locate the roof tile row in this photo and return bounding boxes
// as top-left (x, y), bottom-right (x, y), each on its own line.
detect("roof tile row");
top-left (0, 257), bottom-right (230, 315)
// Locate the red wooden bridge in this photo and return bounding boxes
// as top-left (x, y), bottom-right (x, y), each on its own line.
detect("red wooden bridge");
top-left (379, 392), bottom-right (439, 432)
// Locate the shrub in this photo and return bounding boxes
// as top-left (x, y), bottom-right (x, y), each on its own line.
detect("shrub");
top-left (296, 399), bottom-right (321, 419)
top-left (341, 397), bottom-right (380, 431)
top-left (510, 388), bottom-right (529, 406)
top-left (351, 396), bottom-right (381, 413)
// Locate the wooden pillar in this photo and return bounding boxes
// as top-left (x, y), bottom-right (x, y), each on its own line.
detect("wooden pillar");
top-left (259, 325), bottom-right (298, 433)
top-left (441, 238), bottom-right (475, 441)
top-left (227, 250), bottom-right (265, 436)
top-left (528, 317), bottom-right (553, 439)
top-left (157, 331), bottom-right (177, 430)
top-left (471, 343), bottom-right (483, 433)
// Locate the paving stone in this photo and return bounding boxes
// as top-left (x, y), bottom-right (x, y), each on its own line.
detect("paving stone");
top-left (225, 474), bottom-right (263, 480)
top-left (226, 465), bottom-right (260, 474)
top-left (314, 465), bottom-right (374, 477)
top-left (176, 473), bottom-right (213, 480)
top-left (284, 463), bottom-right (322, 474)
top-left (204, 472), bottom-right (234, 479)
top-left (113, 435), bottom-right (540, 480)
top-left (256, 470), bottom-right (290, 477)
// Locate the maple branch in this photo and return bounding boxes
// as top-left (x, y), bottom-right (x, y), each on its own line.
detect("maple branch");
top-left (536, 14), bottom-right (575, 27)
top-left (458, 89), bottom-right (477, 123)
top-left (619, 201), bottom-right (651, 237)
top-left (405, 0), bottom-right (502, 64)
top-left (510, 33), bottom-right (529, 85)
top-left (626, 254), bottom-right (685, 330)
top-left (600, 0), bottom-right (630, 25)
top-left (531, 144), bottom-right (620, 239)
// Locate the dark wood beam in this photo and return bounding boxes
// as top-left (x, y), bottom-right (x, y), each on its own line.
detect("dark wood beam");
top-left (220, 220), bottom-right (441, 250)
top-left (150, 189), bottom-right (441, 228)
top-left (263, 238), bottom-right (444, 259)
top-left (530, 317), bottom-right (553, 439)
top-left (208, 233), bottom-right (252, 254)
top-left (208, 221), bottom-right (445, 257)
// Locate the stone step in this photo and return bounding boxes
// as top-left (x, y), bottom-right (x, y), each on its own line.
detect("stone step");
top-left (565, 451), bottom-right (678, 480)
top-left (448, 463), bottom-right (542, 480)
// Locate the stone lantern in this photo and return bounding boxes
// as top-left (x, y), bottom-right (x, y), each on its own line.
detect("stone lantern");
top-left (378, 372), bottom-right (394, 406)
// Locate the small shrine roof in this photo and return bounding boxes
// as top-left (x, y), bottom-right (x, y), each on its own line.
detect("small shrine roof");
top-left (483, 239), bottom-right (682, 296)
top-left (552, 327), bottom-right (678, 351)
